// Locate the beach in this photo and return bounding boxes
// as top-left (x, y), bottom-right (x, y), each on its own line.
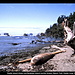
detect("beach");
top-left (0, 42), bottom-right (75, 72)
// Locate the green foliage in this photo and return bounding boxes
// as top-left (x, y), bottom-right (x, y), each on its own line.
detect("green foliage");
top-left (57, 15), bottom-right (67, 24)
top-left (68, 12), bottom-right (75, 30)
top-left (45, 12), bottom-right (75, 38)
top-left (45, 23), bottom-right (64, 38)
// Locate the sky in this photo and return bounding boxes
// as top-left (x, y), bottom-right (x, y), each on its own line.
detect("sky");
top-left (0, 3), bottom-right (75, 36)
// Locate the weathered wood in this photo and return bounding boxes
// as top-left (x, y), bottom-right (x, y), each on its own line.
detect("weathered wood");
top-left (63, 19), bottom-right (74, 44)
top-left (16, 50), bottom-right (65, 65)
top-left (62, 19), bottom-right (75, 56)
top-left (73, 22), bottom-right (75, 36)
top-left (15, 46), bottom-right (66, 66)
top-left (30, 50), bottom-right (65, 65)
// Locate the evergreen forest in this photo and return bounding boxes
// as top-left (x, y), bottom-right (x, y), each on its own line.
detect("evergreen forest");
top-left (45, 12), bottom-right (75, 38)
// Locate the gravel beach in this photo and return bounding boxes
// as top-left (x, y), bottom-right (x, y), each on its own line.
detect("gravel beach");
top-left (0, 43), bottom-right (75, 73)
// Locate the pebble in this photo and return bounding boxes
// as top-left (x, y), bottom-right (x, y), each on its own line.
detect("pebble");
top-left (42, 46), bottom-right (51, 50)
top-left (0, 66), bottom-right (8, 70)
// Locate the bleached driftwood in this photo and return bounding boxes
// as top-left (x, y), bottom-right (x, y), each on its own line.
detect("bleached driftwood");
top-left (73, 22), bottom-right (75, 36)
top-left (30, 50), bottom-right (66, 65)
top-left (62, 19), bottom-right (75, 56)
top-left (14, 50), bottom-right (66, 66)
top-left (63, 19), bottom-right (75, 44)
top-left (51, 45), bottom-right (66, 51)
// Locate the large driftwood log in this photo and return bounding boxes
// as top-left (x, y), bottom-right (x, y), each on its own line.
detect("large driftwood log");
top-left (30, 50), bottom-right (65, 65)
top-left (15, 49), bottom-right (66, 66)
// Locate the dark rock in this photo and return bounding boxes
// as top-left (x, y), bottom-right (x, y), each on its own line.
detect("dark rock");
top-left (11, 43), bottom-right (21, 45)
top-left (4, 33), bottom-right (10, 36)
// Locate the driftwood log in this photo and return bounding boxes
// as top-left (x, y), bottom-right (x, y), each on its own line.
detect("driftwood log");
top-left (30, 50), bottom-right (65, 65)
top-left (14, 48), bottom-right (66, 66)
top-left (62, 19), bottom-right (75, 56)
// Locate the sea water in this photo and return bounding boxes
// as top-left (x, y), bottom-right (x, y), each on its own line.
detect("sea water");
top-left (0, 36), bottom-right (62, 56)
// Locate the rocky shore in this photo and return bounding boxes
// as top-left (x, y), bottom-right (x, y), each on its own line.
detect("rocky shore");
top-left (0, 43), bottom-right (75, 72)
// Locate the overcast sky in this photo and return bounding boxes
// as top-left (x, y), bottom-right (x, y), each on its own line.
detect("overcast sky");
top-left (0, 3), bottom-right (75, 36)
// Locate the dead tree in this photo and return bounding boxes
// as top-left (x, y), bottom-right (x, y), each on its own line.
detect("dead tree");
top-left (73, 22), bottom-right (75, 36)
top-left (62, 19), bottom-right (75, 56)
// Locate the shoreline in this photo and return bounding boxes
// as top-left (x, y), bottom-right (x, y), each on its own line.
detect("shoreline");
top-left (0, 43), bottom-right (53, 65)
top-left (0, 42), bottom-right (75, 72)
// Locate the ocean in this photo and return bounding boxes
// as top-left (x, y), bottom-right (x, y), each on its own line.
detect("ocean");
top-left (0, 36), bottom-right (62, 56)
